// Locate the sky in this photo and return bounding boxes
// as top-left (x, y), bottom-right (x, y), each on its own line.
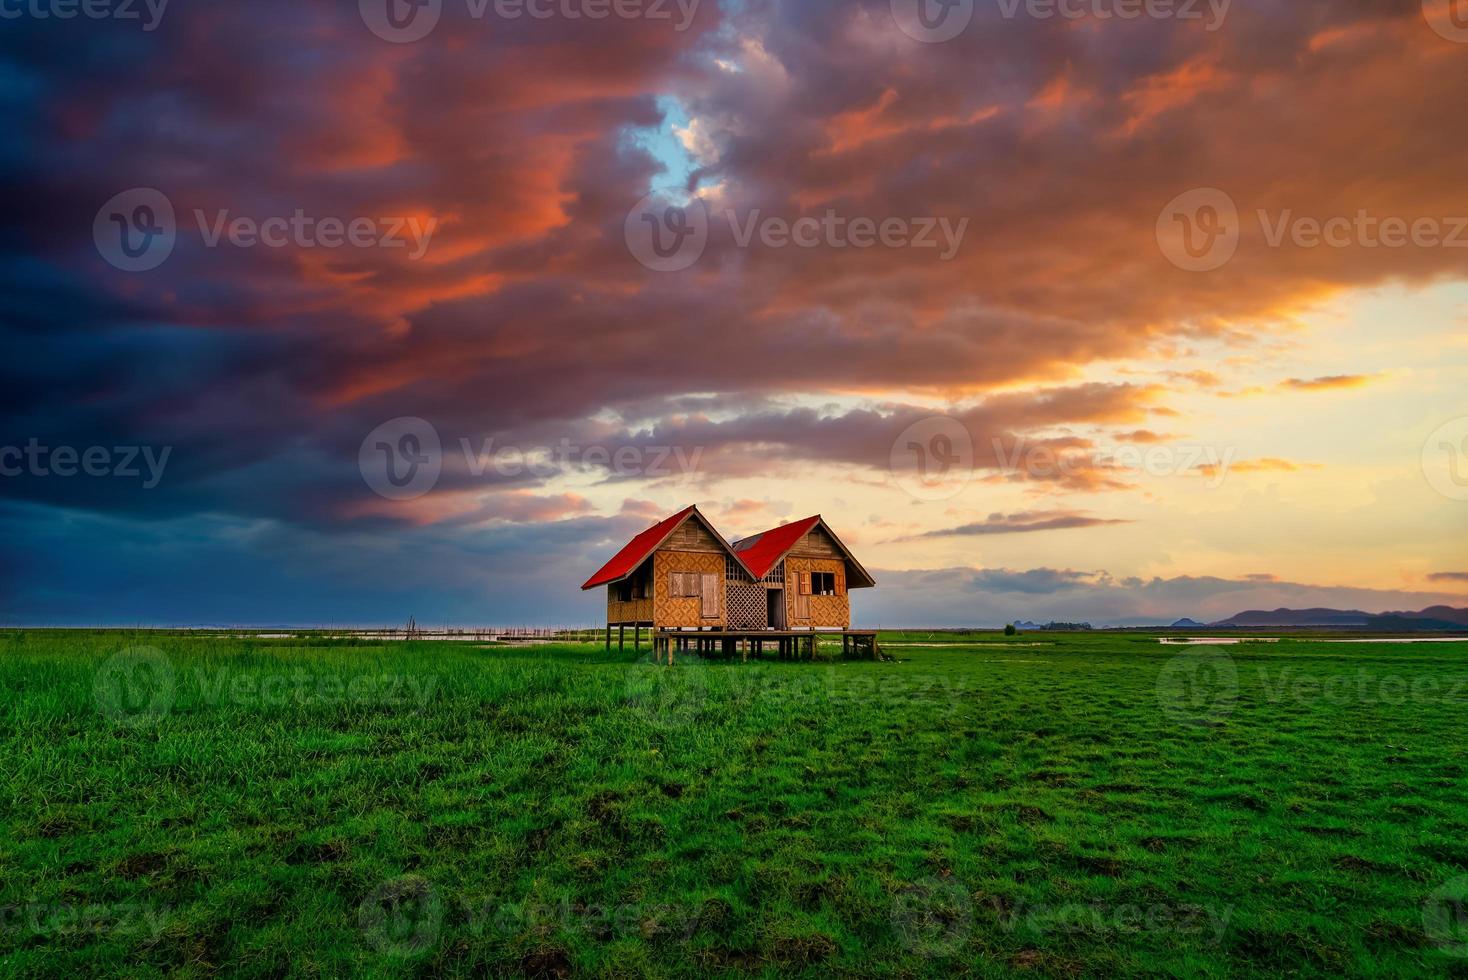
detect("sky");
top-left (2, 0), bottom-right (1467, 627)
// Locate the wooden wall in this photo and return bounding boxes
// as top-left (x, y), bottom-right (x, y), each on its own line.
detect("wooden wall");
top-left (664, 519), bottom-right (726, 554)
top-left (653, 549), bottom-right (725, 628)
top-left (607, 594), bottom-right (652, 625)
top-left (793, 525), bottom-right (843, 559)
top-left (785, 556), bottom-right (849, 628)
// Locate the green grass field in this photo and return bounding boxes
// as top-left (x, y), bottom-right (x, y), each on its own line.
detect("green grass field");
top-left (4, 630), bottom-right (1468, 977)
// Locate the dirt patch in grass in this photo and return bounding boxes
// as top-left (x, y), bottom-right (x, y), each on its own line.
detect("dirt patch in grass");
top-left (519, 947), bottom-right (573, 978)
top-left (113, 851), bottom-right (170, 879)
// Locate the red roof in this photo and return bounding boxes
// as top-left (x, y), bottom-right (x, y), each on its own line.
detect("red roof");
top-left (581, 506), bottom-right (699, 590)
top-left (730, 515), bottom-right (822, 581)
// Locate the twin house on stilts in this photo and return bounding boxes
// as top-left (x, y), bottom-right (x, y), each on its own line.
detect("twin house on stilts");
top-left (581, 506), bottom-right (877, 658)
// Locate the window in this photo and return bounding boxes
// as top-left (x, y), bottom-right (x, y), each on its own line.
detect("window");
top-left (669, 572), bottom-right (702, 597)
top-left (811, 572), bottom-right (837, 596)
top-left (617, 572), bottom-right (649, 602)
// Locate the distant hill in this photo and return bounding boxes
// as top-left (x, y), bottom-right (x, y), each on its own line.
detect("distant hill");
top-left (1384, 606), bottom-right (1468, 627)
top-left (1169, 618), bottom-right (1206, 629)
top-left (1210, 606), bottom-right (1468, 630)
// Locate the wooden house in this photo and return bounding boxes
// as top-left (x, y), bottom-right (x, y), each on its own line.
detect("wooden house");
top-left (729, 515), bottom-right (875, 630)
top-left (581, 506), bottom-right (875, 643)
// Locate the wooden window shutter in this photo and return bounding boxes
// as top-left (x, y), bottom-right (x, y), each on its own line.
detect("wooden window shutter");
top-left (836, 570), bottom-right (845, 596)
top-left (700, 574), bottom-right (719, 618)
top-left (800, 571), bottom-right (812, 596)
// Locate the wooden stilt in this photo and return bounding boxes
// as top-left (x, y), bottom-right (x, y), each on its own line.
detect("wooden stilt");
top-left (610, 630), bottom-right (877, 664)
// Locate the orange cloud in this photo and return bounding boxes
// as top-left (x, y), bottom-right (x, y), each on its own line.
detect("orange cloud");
top-left (1113, 430), bottom-right (1171, 444)
top-left (1196, 458), bottom-right (1322, 480)
top-left (1115, 57), bottom-right (1228, 136)
top-left (1281, 375), bottom-right (1378, 391)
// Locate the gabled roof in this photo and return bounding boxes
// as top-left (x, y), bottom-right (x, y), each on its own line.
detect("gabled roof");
top-left (731, 515), bottom-right (877, 588)
top-left (730, 516), bottom-right (821, 581)
top-left (581, 506), bottom-right (749, 590)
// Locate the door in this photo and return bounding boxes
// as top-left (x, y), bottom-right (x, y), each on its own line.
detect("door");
top-left (700, 573), bottom-right (720, 620)
top-left (767, 588), bottom-right (786, 630)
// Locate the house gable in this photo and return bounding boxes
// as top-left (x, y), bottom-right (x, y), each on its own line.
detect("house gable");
top-left (661, 515), bottom-right (726, 554)
top-left (582, 506), bottom-right (750, 591)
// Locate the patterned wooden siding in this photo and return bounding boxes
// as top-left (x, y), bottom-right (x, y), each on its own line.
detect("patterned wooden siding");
top-left (785, 556), bottom-right (849, 628)
top-left (653, 549), bottom-right (725, 628)
top-left (607, 595), bottom-right (653, 624)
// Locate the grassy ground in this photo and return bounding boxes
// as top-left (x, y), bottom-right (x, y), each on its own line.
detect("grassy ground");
top-left (3, 630), bottom-right (1468, 977)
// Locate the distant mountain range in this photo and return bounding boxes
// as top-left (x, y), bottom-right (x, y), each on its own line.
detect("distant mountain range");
top-left (1201, 606), bottom-right (1468, 630)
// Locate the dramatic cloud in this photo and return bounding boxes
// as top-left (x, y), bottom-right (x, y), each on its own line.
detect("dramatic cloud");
top-left (2, 0), bottom-right (1465, 623)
